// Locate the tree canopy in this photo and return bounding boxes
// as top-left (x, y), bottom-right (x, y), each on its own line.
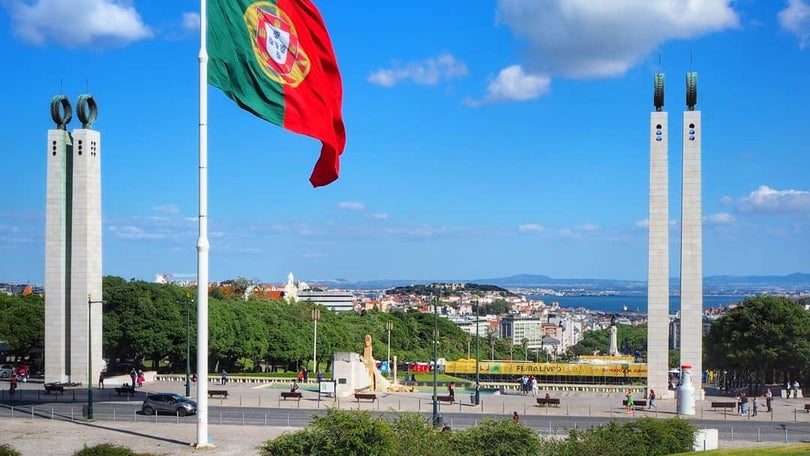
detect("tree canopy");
top-left (705, 295), bottom-right (810, 386)
top-left (0, 276), bottom-right (533, 374)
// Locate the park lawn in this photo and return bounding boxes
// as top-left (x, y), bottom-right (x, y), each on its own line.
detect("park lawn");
top-left (673, 444), bottom-right (810, 455)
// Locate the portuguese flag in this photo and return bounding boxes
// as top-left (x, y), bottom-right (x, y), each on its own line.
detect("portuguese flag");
top-left (208, 0), bottom-right (346, 187)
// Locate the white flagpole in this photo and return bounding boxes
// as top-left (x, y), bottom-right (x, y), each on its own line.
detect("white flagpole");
top-left (196, 0), bottom-right (212, 448)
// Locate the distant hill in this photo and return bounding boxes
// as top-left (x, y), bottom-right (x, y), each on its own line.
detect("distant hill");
top-left (315, 273), bottom-right (810, 293)
top-left (703, 273), bottom-right (810, 287)
top-left (385, 283), bottom-right (514, 297)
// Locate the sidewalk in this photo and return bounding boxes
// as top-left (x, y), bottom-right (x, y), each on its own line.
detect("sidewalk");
top-left (142, 378), bottom-right (810, 424)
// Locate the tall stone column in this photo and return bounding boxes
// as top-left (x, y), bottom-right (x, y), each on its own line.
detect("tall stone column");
top-left (44, 95), bottom-right (102, 386)
top-left (680, 72), bottom-right (703, 396)
top-left (44, 97), bottom-right (72, 383)
top-left (70, 127), bottom-right (103, 386)
top-left (647, 73), bottom-right (670, 396)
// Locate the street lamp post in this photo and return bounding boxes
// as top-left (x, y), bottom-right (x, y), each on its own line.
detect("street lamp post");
top-left (87, 294), bottom-right (105, 420)
top-left (311, 308), bottom-right (320, 374)
top-left (540, 339), bottom-right (545, 363)
top-left (474, 303), bottom-right (480, 406)
top-left (432, 296), bottom-right (439, 426)
top-left (522, 338), bottom-right (529, 362)
top-left (466, 333), bottom-right (472, 359)
top-left (185, 295), bottom-right (192, 397)
top-left (386, 320), bottom-right (393, 376)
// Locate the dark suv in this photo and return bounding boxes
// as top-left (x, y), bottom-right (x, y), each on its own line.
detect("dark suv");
top-left (141, 393), bottom-right (197, 416)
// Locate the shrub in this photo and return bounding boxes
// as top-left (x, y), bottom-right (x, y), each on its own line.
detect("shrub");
top-left (260, 408), bottom-right (396, 456)
top-left (72, 443), bottom-right (138, 456)
top-left (260, 410), bottom-right (696, 456)
top-left (452, 418), bottom-right (541, 456)
top-left (550, 418), bottom-right (697, 456)
top-left (390, 413), bottom-right (455, 456)
top-left (259, 428), bottom-right (320, 456)
top-left (0, 443), bottom-right (22, 456)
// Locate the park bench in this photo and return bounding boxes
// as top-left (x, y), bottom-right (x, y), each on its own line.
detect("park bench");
top-left (281, 391), bottom-right (302, 401)
top-left (434, 395), bottom-right (454, 404)
top-left (114, 386), bottom-right (136, 396)
top-left (711, 401), bottom-right (737, 411)
top-left (43, 383), bottom-right (65, 395)
top-left (804, 403), bottom-right (810, 412)
top-left (208, 389), bottom-right (228, 399)
top-left (354, 392), bottom-right (377, 402)
top-left (622, 399), bottom-right (647, 409)
top-left (536, 397), bottom-right (561, 407)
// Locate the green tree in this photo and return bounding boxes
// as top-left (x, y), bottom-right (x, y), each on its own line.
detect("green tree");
top-left (705, 295), bottom-right (810, 388)
top-left (102, 277), bottom-right (188, 370)
top-left (483, 299), bottom-right (509, 315)
top-left (0, 293), bottom-right (44, 358)
top-left (569, 324), bottom-right (647, 359)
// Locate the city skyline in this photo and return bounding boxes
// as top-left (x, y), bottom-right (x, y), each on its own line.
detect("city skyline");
top-left (1, 1), bottom-right (808, 284)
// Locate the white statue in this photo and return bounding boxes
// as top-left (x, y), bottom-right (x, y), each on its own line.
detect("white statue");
top-left (284, 272), bottom-right (298, 302)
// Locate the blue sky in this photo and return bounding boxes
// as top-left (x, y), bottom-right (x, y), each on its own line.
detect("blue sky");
top-left (1, 0), bottom-right (808, 285)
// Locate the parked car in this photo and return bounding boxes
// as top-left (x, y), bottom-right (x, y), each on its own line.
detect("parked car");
top-left (141, 393), bottom-right (197, 416)
top-left (0, 364), bottom-right (13, 378)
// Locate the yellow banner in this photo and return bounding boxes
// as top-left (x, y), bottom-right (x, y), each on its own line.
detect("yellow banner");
top-left (445, 360), bottom-right (647, 377)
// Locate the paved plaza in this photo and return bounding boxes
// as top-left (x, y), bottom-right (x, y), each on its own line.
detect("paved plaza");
top-left (2, 377), bottom-right (809, 455)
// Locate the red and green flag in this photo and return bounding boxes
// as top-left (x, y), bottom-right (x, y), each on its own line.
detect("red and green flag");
top-left (208, 0), bottom-right (346, 187)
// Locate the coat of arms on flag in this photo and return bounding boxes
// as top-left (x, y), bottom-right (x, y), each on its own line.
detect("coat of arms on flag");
top-left (246, 3), bottom-right (310, 87)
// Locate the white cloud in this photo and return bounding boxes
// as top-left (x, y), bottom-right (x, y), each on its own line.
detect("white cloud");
top-left (779, 0), bottom-right (810, 48)
top-left (486, 65), bottom-right (551, 101)
top-left (182, 12), bottom-right (200, 33)
top-left (371, 213), bottom-right (389, 220)
top-left (153, 204), bottom-right (180, 214)
top-left (635, 219), bottom-right (649, 228)
top-left (109, 225), bottom-right (169, 241)
top-left (496, 0), bottom-right (739, 78)
top-left (467, 65), bottom-right (551, 105)
top-left (519, 224), bottom-right (544, 232)
top-left (338, 201), bottom-right (365, 211)
top-left (704, 212), bottom-right (735, 224)
top-left (368, 54), bottom-right (468, 87)
top-left (722, 185), bottom-right (810, 214)
top-left (6, 0), bottom-right (153, 47)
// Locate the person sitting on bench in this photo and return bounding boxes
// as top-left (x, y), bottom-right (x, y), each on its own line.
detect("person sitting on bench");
top-left (290, 380), bottom-right (299, 392)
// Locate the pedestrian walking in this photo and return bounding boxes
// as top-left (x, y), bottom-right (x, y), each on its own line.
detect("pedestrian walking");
top-left (221, 369), bottom-right (228, 385)
top-left (625, 391), bottom-right (634, 414)
top-left (648, 389), bottom-right (656, 409)
top-left (765, 388), bottom-right (773, 412)
top-left (9, 369), bottom-right (17, 398)
top-left (98, 371), bottom-right (105, 389)
top-left (752, 396), bottom-right (759, 416)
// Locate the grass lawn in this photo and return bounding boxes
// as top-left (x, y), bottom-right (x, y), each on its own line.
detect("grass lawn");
top-left (673, 444), bottom-right (810, 455)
